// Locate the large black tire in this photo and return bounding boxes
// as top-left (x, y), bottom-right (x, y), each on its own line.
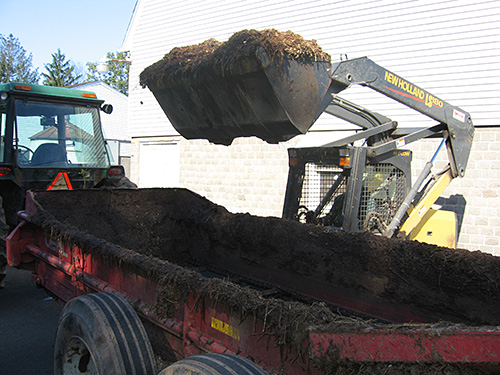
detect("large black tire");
top-left (54, 292), bottom-right (157, 375)
top-left (159, 353), bottom-right (269, 375)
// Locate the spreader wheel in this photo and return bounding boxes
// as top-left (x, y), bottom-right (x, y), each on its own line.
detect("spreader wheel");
top-left (159, 353), bottom-right (268, 375)
top-left (54, 292), bottom-right (157, 375)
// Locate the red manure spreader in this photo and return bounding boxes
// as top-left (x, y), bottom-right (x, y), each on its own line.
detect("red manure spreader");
top-left (8, 30), bottom-right (500, 374)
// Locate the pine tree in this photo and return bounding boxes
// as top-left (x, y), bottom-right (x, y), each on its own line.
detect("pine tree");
top-left (86, 51), bottom-right (129, 95)
top-left (0, 33), bottom-right (39, 84)
top-left (42, 49), bottom-right (82, 87)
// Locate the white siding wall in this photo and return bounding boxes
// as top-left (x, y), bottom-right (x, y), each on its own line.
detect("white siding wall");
top-left (74, 82), bottom-right (130, 141)
top-left (126, 0), bottom-right (500, 135)
top-left (124, 0), bottom-right (500, 252)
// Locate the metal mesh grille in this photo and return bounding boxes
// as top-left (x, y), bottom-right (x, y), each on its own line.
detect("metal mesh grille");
top-left (299, 161), bottom-right (407, 231)
top-left (359, 164), bottom-right (407, 233)
top-left (299, 163), bottom-right (346, 220)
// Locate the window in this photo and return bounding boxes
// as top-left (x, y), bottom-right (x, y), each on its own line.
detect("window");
top-left (0, 104), bottom-right (5, 163)
top-left (15, 101), bottom-right (109, 168)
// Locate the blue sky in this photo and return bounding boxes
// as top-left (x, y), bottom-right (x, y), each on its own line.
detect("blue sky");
top-left (0, 0), bottom-right (137, 75)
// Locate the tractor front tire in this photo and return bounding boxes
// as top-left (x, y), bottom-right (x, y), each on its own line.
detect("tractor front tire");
top-left (54, 292), bottom-right (157, 375)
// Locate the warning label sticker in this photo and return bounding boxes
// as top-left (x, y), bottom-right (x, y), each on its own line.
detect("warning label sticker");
top-left (453, 109), bottom-right (466, 122)
top-left (211, 317), bottom-right (240, 340)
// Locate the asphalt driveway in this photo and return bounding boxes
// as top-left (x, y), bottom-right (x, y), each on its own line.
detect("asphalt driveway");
top-left (0, 266), bottom-right (62, 374)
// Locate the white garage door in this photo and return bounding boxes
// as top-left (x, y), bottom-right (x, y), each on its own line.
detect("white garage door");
top-left (138, 141), bottom-right (180, 188)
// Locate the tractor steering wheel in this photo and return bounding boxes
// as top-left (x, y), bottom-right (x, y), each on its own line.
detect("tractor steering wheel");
top-left (16, 145), bottom-right (34, 164)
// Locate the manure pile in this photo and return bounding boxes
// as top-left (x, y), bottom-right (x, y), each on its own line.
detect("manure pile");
top-left (139, 28), bottom-right (331, 87)
top-left (30, 188), bottom-right (500, 328)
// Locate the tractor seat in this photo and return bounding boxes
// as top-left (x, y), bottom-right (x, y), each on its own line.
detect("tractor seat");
top-left (31, 143), bottom-right (67, 167)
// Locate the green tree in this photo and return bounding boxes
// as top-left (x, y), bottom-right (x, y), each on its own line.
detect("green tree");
top-left (42, 49), bottom-right (82, 87)
top-left (0, 33), bottom-right (39, 84)
top-left (86, 51), bottom-right (129, 95)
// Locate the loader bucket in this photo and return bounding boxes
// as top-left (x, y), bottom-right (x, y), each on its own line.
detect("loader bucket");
top-left (142, 48), bottom-right (332, 145)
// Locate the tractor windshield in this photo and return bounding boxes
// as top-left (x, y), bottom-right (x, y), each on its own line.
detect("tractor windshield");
top-left (14, 100), bottom-right (110, 168)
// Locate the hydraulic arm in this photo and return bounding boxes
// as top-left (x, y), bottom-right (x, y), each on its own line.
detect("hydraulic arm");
top-left (327, 57), bottom-right (474, 178)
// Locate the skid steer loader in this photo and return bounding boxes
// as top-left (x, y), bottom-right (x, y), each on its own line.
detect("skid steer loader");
top-left (141, 31), bottom-right (474, 248)
top-left (281, 57), bottom-right (473, 248)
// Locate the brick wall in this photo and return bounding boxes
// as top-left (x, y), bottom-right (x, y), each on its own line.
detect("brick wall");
top-left (180, 137), bottom-right (297, 217)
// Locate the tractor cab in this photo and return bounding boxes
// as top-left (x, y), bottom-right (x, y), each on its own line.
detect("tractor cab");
top-left (0, 83), bottom-right (129, 226)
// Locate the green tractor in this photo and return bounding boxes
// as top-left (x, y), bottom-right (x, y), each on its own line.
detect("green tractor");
top-left (0, 83), bottom-right (135, 286)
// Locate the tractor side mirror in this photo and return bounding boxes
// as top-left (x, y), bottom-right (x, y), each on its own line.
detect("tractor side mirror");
top-left (100, 104), bottom-right (113, 114)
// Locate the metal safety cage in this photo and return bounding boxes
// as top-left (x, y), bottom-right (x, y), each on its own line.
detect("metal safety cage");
top-left (283, 146), bottom-right (412, 233)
